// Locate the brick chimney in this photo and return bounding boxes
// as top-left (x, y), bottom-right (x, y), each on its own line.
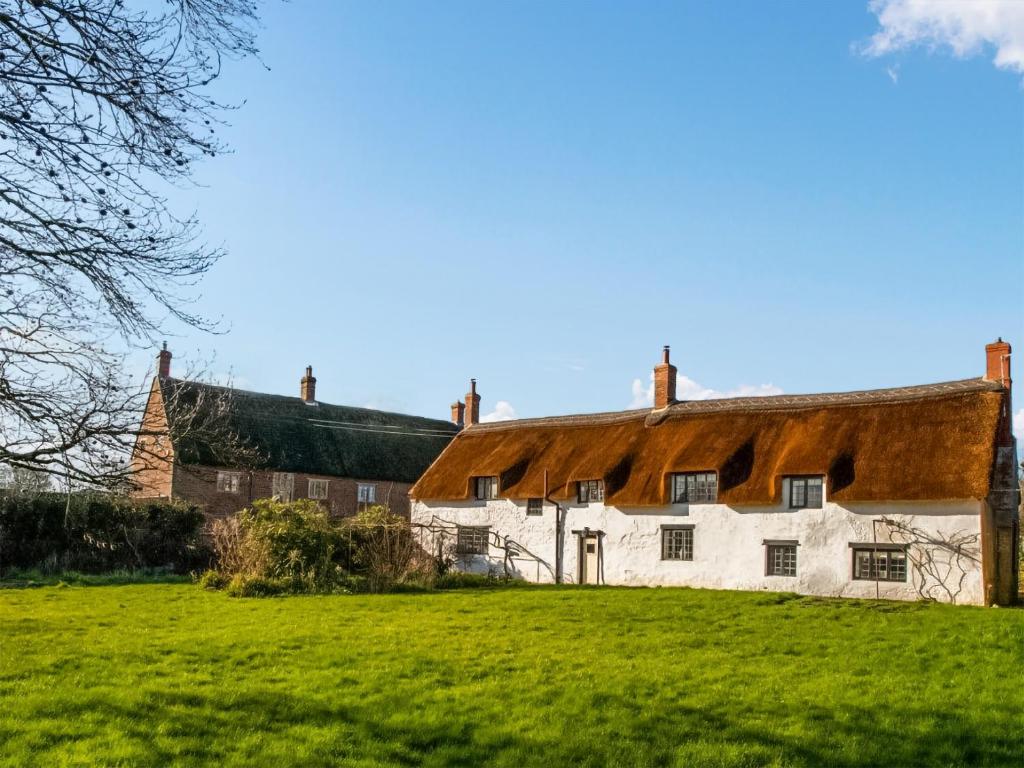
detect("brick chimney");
top-left (157, 342), bottom-right (171, 378)
top-left (300, 365), bottom-right (317, 403)
top-left (653, 345), bottom-right (677, 409)
top-left (984, 339), bottom-right (1013, 447)
top-left (985, 338), bottom-right (1011, 389)
top-left (451, 399), bottom-right (465, 427)
top-left (465, 379), bottom-right (481, 426)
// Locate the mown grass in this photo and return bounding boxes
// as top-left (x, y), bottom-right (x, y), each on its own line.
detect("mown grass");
top-left (0, 585), bottom-right (1021, 767)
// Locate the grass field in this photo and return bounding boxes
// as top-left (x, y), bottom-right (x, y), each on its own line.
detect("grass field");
top-left (1, 584), bottom-right (1022, 767)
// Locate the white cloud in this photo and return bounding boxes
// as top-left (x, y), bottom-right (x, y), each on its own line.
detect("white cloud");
top-left (861, 0), bottom-right (1024, 74)
top-left (1014, 408), bottom-right (1024, 441)
top-left (481, 400), bottom-right (518, 422)
top-left (628, 373), bottom-right (783, 409)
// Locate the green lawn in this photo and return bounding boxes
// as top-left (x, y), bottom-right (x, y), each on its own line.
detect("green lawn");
top-left (1, 585), bottom-right (1021, 767)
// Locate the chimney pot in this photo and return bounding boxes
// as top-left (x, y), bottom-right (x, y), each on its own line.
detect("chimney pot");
top-left (157, 343), bottom-right (172, 378)
top-left (465, 379), bottom-right (481, 426)
top-left (300, 365), bottom-right (317, 403)
top-left (653, 345), bottom-right (677, 409)
top-left (984, 339), bottom-right (1013, 447)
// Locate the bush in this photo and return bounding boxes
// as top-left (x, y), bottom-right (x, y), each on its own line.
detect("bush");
top-left (0, 491), bottom-right (206, 575)
top-left (341, 506), bottom-right (427, 592)
top-left (224, 573), bottom-right (293, 598)
top-left (197, 569), bottom-right (228, 591)
top-left (434, 572), bottom-right (527, 590)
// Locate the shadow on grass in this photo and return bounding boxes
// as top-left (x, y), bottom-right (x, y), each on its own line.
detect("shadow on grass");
top-left (13, 680), bottom-right (1021, 767)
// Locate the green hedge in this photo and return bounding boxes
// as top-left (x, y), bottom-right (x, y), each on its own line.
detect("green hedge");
top-left (0, 492), bottom-right (207, 575)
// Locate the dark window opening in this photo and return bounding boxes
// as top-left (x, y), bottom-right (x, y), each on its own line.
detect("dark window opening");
top-left (788, 476), bottom-right (823, 509)
top-left (672, 472), bottom-right (718, 503)
top-left (474, 476), bottom-right (498, 500)
top-left (661, 527), bottom-right (694, 561)
top-left (852, 547), bottom-right (907, 582)
top-left (766, 543), bottom-right (797, 576)
top-left (456, 526), bottom-right (489, 555)
top-left (577, 480), bottom-right (604, 503)
top-left (526, 498), bottom-right (543, 516)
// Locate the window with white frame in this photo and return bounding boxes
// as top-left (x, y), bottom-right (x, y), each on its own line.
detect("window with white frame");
top-left (526, 498), bottom-right (543, 516)
top-left (308, 478), bottom-right (329, 500)
top-left (851, 546), bottom-right (907, 582)
top-left (272, 472), bottom-right (294, 502)
top-left (672, 472), bottom-right (718, 503)
top-left (474, 476), bottom-right (498, 500)
top-left (456, 525), bottom-right (489, 554)
top-left (661, 526), bottom-right (694, 561)
top-left (765, 541), bottom-right (798, 576)
top-left (577, 479), bottom-right (604, 503)
top-left (788, 476), bottom-right (823, 509)
top-left (216, 471), bottom-right (242, 494)
top-left (357, 483), bottom-right (376, 504)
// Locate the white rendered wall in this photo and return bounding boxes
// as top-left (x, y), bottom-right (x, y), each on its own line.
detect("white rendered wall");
top-left (411, 482), bottom-right (985, 605)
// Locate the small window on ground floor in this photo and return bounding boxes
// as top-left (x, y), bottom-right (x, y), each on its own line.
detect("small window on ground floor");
top-left (661, 526), bottom-right (694, 561)
top-left (852, 546), bottom-right (907, 582)
top-left (526, 498), bottom-right (543, 516)
top-left (308, 478), bottom-right (329, 500)
top-left (272, 472), bottom-right (294, 502)
top-left (217, 471), bottom-right (242, 494)
top-left (456, 525), bottom-right (490, 555)
top-left (357, 483), bottom-right (376, 504)
top-left (765, 541), bottom-right (798, 576)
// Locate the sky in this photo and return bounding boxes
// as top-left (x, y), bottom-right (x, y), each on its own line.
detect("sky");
top-left (141, 0), bottom-right (1023, 435)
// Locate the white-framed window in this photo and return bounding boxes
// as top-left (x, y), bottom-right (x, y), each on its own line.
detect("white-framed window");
top-left (308, 478), bottom-right (329, 500)
top-left (765, 541), bottom-right (798, 576)
top-left (526, 498), bottom-right (543, 516)
top-left (456, 525), bottom-right (489, 555)
top-left (577, 479), bottom-right (604, 503)
top-left (216, 471), bottom-right (242, 494)
top-left (272, 472), bottom-right (294, 502)
top-left (661, 526), bottom-right (694, 561)
top-left (357, 483), bottom-right (376, 504)
top-left (851, 546), bottom-right (908, 582)
top-left (474, 476), bottom-right (498, 500)
top-left (671, 472), bottom-right (718, 503)
top-left (788, 476), bottom-right (824, 509)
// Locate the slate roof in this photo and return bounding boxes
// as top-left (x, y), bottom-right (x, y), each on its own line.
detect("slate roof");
top-left (411, 378), bottom-right (1007, 505)
top-left (160, 378), bottom-right (459, 483)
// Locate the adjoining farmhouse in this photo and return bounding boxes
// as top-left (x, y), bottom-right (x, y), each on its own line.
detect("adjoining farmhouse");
top-left (411, 341), bottom-right (1019, 605)
top-left (132, 346), bottom-right (460, 520)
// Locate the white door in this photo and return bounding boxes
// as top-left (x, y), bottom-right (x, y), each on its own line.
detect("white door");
top-left (580, 534), bottom-right (600, 584)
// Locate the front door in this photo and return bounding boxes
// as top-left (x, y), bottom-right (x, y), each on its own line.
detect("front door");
top-left (580, 533), bottom-right (600, 584)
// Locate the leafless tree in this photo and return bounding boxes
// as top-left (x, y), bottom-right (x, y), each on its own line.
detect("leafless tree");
top-left (0, 1), bottom-right (264, 487)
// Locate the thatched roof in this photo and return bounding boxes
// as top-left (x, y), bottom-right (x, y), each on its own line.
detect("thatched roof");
top-left (161, 378), bottom-right (459, 483)
top-left (411, 378), bottom-right (1006, 505)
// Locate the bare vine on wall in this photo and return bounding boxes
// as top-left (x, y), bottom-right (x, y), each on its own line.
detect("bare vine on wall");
top-left (880, 516), bottom-right (980, 604)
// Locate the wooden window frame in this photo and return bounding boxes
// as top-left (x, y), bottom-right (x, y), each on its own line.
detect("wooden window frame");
top-left (787, 476), bottom-right (824, 509)
top-left (473, 476), bottom-right (498, 501)
top-left (308, 478), bottom-right (329, 500)
top-left (577, 479), bottom-right (604, 504)
top-left (661, 525), bottom-right (695, 561)
top-left (526, 498), bottom-right (543, 516)
top-left (671, 471), bottom-right (718, 504)
top-left (764, 540), bottom-right (798, 577)
top-left (271, 472), bottom-right (294, 502)
top-left (216, 471), bottom-right (242, 494)
top-left (456, 525), bottom-right (490, 555)
top-left (850, 544), bottom-right (908, 583)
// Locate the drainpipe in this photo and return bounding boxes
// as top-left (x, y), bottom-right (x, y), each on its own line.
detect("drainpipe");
top-left (544, 470), bottom-right (566, 584)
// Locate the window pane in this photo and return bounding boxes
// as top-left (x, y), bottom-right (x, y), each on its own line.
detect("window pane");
top-left (790, 479), bottom-right (806, 508)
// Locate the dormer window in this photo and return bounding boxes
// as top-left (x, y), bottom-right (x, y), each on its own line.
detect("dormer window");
top-left (474, 476), bottom-right (498, 500)
top-left (788, 476), bottom-right (823, 509)
top-left (671, 471), bottom-right (718, 503)
top-left (577, 480), bottom-right (604, 503)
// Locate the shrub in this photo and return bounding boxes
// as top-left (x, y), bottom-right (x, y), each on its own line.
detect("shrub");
top-left (341, 506), bottom-right (430, 592)
top-left (0, 491), bottom-right (206, 575)
top-left (237, 498), bottom-right (342, 587)
top-left (197, 569), bottom-right (229, 591)
top-left (435, 572), bottom-right (527, 590)
top-left (224, 573), bottom-right (293, 598)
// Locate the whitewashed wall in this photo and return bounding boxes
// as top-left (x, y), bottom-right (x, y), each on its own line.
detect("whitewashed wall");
top-left (411, 482), bottom-right (985, 605)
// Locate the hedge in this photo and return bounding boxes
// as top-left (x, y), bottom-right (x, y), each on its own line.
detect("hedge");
top-left (0, 492), bottom-right (207, 574)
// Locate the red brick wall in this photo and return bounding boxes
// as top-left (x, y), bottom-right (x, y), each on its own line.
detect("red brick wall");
top-left (170, 464), bottom-right (413, 522)
top-left (130, 379), bottom-right (174, 498)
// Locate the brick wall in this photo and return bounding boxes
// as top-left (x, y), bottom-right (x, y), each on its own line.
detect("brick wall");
top-left (170, 464), bottom-right (413, 521)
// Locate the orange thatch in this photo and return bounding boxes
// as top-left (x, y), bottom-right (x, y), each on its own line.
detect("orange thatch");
top-left (411, 379), bottom-right (1005, 506)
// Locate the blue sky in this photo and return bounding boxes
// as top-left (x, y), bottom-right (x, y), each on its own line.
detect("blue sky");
top-left (144, 1), bottom-right (1022, 432)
